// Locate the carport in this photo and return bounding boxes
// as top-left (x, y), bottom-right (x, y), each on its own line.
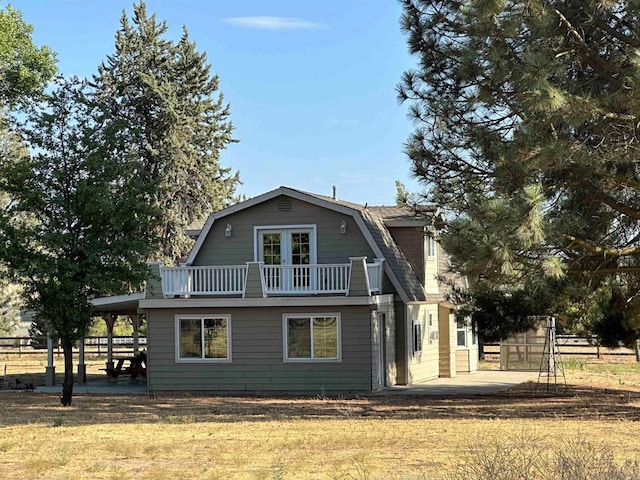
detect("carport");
top-left (43, 292), bottom-right (145, 386)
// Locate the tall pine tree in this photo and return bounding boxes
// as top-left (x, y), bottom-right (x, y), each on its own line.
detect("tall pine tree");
top-left (92, 1), bottom-right (239, 263)
top-left (398, 1), bottom-right (640, 344)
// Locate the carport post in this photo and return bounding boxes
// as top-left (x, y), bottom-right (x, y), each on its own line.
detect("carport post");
top-left (104, 314), bottom-right (116, 374)
top-left (130, 314), bottom-right (143, 354)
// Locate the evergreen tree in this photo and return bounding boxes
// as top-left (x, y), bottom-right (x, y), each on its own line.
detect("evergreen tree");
top-left (0, 78), bottom-right (159, 405)
top-left (92, 1), bottom-right (239, 263)
top-left (398, 1), bottom-right (640, 344)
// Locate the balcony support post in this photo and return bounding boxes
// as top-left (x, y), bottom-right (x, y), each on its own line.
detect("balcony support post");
top-left (244, 262), bottom-right (266, 298)
top-left (347, 257), bottom-right (370, 296)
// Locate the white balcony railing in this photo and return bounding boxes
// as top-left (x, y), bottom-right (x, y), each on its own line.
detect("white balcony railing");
top-left (161, 265), bottom-right (247, 296)
top-left (262, 264), bottom-right (350, 295)
top-left (159, 260), bottom-right (383, 297)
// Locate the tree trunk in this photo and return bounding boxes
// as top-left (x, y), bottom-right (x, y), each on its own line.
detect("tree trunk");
top-left (60, 337), bottom-right (74, 406)
top-left (635, 340), bottom-right (640, 363)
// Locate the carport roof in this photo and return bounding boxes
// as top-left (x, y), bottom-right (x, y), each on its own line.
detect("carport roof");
top-left (91, 292), bottom-right (144, 315)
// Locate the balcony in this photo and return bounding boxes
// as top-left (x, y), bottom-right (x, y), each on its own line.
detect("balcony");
top-left (158, 259), bottom-right (384, 298)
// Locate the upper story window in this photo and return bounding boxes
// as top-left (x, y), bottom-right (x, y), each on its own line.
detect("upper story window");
top-left (283, 314), bottom-right (341, 362)
top-left (176, 315), bottom-right (231, 362)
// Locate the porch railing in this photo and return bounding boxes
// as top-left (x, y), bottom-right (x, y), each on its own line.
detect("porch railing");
top-left (161, 265), bottom-right (247, 296)
top-left (262, 264), bottom-right (350, 295)
top-left (159, 260), bottom-right (383, 297)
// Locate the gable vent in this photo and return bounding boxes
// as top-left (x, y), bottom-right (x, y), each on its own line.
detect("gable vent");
top-left (277, 197), bottom-right (293, 212)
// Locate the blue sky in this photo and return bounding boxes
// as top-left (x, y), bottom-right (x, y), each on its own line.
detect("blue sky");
top-left (14, 0), bottom-right (423, 206)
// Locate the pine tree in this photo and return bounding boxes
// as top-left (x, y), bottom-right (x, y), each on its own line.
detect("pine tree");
top-left (398, 1), bottom-right (640, 344)
top-left (92, 1), bottom-right (239, 263)
top-left (0, 77), bottom-right (159, 405)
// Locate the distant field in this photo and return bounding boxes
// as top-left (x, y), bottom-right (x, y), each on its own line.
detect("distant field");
top-left (2, 356), bottom-right (640, 479)
top-left (0, 353), bottom-right (116, 387)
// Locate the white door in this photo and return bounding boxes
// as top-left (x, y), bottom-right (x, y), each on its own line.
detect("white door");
top-left (258, 228), bottom-right (314, 291)
top-left (372, 312), bottom-right (386, 390)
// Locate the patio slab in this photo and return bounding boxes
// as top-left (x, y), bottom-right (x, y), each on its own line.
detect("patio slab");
top-left (25, 370), bottom-right (541, 396)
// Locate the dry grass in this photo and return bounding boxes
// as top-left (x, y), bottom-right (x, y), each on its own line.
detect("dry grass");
top-left (2, 355), bottom-right (640, 479)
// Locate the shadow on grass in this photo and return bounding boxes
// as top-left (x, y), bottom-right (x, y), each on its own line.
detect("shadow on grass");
top-left (2, 381), bottom-right (640, 426)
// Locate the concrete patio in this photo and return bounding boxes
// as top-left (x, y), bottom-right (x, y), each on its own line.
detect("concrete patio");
top-left (28, 370), bottom-right (539, 396)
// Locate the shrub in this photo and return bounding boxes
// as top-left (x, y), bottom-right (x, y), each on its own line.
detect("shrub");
top-left (441, 432), bottom-right (640, 480)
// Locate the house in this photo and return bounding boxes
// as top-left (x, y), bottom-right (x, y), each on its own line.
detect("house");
top-left (137, 186), bottom-right (477, 393)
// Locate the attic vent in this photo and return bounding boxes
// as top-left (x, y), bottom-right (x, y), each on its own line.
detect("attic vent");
top-left (278, 197), bottom-right (293, 212)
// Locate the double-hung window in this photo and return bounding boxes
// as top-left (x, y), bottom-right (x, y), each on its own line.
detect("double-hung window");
top-left (284, 314), bottom-right (341, 361)
top-left (176, 315), bottom-right (231, 362)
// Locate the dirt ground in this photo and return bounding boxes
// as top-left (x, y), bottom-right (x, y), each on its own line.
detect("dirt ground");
top-left (2, 376), bottom-right (640, 427)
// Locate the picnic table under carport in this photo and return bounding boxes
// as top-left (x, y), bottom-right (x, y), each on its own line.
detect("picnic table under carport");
top-left (42, 292), bottom-right (146, 386)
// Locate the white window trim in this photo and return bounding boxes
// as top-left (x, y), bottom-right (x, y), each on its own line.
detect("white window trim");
top-left (412, 319), bottom-right (423, 356)
top-left (427, 236), bottom-right (437, 258)
top-left (175, 314), bottom-right (232, 363)
top-left (456, 317), bottom-right (472, 349)
top-left (282, 313), bottom-right (342, 363)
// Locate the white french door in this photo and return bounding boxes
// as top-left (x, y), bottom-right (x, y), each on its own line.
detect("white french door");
top-left (257, 226), bottom-right (316, 292)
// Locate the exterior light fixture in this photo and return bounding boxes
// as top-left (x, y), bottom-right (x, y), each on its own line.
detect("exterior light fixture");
top-left (224, 223), bottom-right (232, 237)
top-left (340, 220), bottom-right (347, 234)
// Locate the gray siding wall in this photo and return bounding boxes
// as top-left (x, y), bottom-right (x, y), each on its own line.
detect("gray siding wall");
top-left (370, 303), bottom-right (396, 388)
top-left (193, 196), bottom-right (375, 266)
top-left (145, 305), bottom-right (373, 393)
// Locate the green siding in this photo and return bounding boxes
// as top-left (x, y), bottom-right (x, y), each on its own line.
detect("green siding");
top-left (347, 257), bottom-right (369, 296)
top-left (387, 227), bottom-right (424, 286)
top-left (192, 196), bottom-right (376, 266)
top-left (146, 305), bottom-right (373, 393)
top-left (244, 262), bottom-right (264, 298)
top-left (145, 263), bottom-right (164, 299)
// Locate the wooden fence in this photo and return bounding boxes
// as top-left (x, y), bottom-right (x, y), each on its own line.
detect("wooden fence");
top-left (484, 335), bottom-right (636, 360)
top-left (483, 335), bottom-right (635, 370)
top-left (0, 336), bottom-right (147, 357)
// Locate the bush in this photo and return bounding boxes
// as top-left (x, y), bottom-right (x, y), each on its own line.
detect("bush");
top-left (442, 431), bottom-right (640, 480)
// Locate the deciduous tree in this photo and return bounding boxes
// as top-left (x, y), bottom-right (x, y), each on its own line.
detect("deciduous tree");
top-left (0, 5), bottom-right (56, 337)
top-left (0, 5), bottom-right (56, 107)
top-left (0, 78), bottom-right (158, 405)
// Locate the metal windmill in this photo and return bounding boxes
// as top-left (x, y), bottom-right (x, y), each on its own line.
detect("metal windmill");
top-left (537, 316), bottom-right (567, 393)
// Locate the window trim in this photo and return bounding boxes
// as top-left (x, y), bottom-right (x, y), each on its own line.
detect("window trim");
top-left (427, 236), bottom-right (437, 258)
top-left (282, 313), bottom-right (342, 363)
top-left (253, 224), bottom-right (317, 264)
top-left (456, 317), bottom-right (469, 348)
top-left (175, 314), bottom-right (232, 363)
top-left (412, 319), bottom-right (423, 356)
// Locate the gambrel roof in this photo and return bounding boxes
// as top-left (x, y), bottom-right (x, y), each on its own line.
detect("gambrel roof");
top-left (187, 186), bottom-right (443, 303)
